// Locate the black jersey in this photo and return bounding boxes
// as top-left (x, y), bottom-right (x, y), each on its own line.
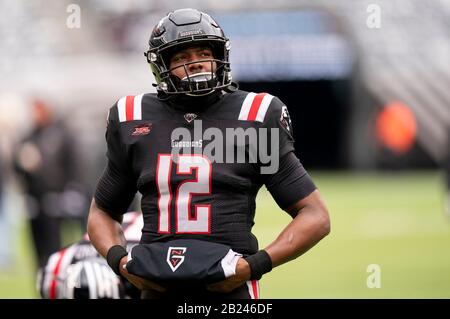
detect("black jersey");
top-left (95, 90), bottom-right (315, 255)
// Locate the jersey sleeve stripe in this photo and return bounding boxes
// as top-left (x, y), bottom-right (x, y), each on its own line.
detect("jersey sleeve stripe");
top-left (255, 93), bottom-right (274, 122)
top-left (239, 92), bottom-right (273, 122)
top-left (118, 95), bottom-right (142, 122)
top-left (117, 96), bottom-right (127, 122)
top-left (133, 94), bottom-right (144, 120)
top-left (238, 92), bottom-right (256, 120)
top-left (125, 95), bottom-right (135, 121)
top-left (247, 93), bottom-right (266, 121)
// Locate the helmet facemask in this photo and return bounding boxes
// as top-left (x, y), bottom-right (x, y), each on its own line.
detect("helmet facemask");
top-left (146, 38), bottom-right (231, 96)
top-left (164, 57), bottom-right (229, 96)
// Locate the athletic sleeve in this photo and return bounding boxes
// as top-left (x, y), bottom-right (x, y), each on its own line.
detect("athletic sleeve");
top-left (258, 95), bottom-right (316, 209)
top-left (94, 103), bottom-right (137, 216)
top-left (263, 151), bottom-right (316, 210)
top-left (262, 96), bottom-right (295, 159)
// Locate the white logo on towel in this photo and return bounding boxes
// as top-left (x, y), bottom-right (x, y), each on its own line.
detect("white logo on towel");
top-left (167, 247), bottom-right (187, 272)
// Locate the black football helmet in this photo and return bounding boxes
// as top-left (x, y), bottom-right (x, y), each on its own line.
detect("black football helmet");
top-left (145, 8), bottom-right (232, 96)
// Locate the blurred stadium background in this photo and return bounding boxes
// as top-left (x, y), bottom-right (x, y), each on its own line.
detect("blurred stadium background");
top-left (0, 0), bottom-right (449, 298)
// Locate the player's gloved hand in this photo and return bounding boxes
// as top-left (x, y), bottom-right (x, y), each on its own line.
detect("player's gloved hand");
top-left (119, 256), bottom-right (167, 292)
top-left (206, 257), bottom-right (251, 293)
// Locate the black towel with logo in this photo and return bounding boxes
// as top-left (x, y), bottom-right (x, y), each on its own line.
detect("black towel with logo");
top-left (125, 239), bottom-right (241, 289)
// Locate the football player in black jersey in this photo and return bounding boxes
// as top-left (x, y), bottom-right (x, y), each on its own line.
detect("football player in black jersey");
top-left (87, 8), bottom-right (330, 299)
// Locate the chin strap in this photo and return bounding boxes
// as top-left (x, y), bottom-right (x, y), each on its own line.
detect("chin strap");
top-left (156, 90), bottom-right (173, 102)
top-left (157, 81), bottom-right (238, 102)
top-left (185, 90), bottom-right (216, 97)
top-left (222, 81), bottom-right (239, 93)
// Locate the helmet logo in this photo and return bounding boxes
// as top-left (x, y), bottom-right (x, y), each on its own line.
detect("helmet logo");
top-left (179, 29), bottom-right (205, 37)
top-left (167, 247), bottom-right (187, 272)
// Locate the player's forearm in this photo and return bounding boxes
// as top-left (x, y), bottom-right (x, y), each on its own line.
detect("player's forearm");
top-left (87, 198), bottom-right (126, 258)
top-left (264, 204), bottom-right (330, 268)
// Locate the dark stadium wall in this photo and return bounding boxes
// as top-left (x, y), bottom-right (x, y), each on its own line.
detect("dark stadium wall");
top-left (239, 80), bottom-right (351, 169)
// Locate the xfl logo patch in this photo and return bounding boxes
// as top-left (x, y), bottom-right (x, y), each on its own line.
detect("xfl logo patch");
top-left (166, 247), bottom-right (187, 272)
top-left (132, 123), bottom-right (152, 136)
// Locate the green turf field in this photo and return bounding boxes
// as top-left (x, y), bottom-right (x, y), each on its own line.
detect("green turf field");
top-left (0, 170), bottom-right (449, 298)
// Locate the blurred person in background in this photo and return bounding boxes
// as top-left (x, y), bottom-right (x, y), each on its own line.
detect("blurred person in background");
top-left (0, 149), bottom-right (7, 268)
top-left (13, 98), bottom-right (88, 269)
top-left (0, 94), bottom-right (30, 270)
top-left (446, 130), bottom-right (450, 218)
top-left (38, 211), bottom-right (142, 299)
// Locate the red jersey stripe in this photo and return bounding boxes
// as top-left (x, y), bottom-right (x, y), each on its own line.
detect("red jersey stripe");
top-left (125, 95), bottom-right (135, 121)
top-left (247, 93), bottom-right (267, 121)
